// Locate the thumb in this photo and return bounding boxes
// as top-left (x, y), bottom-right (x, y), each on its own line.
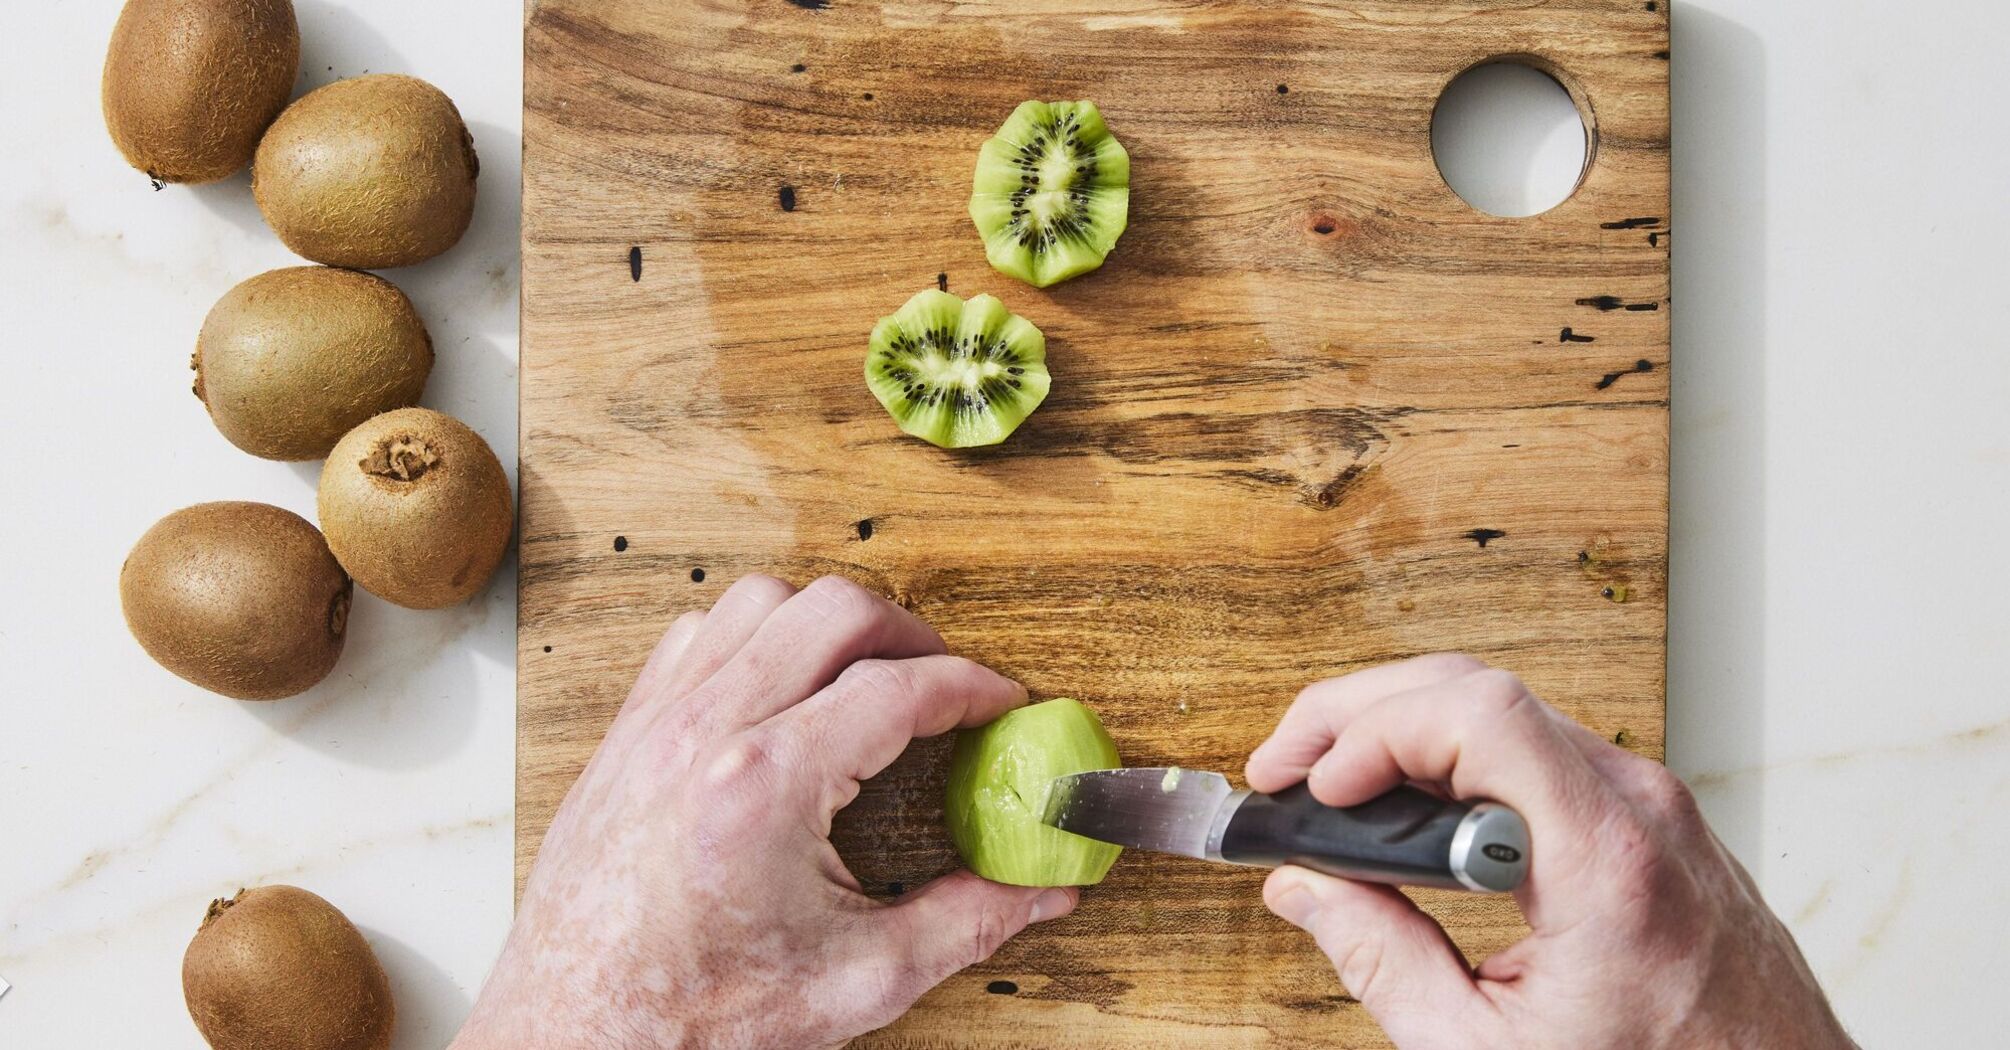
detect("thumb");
top-left (1265, 866), bottom-right (1489, 1046)
top-left (881, 870), bottom-right (1077, 996)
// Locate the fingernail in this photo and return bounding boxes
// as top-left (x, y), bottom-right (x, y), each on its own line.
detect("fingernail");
top-left (1267, 874), bottom-right (1320, 929)
top-left (1028, 889), bottom-right (1074, 924)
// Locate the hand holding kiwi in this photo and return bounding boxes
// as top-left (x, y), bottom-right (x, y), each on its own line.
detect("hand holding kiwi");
top-left (195, 267), bottom-right (433, 460)
top-left (183, 886), bottom-right (393, 1050)
top-left (102, 0), bottom-right (299, 185)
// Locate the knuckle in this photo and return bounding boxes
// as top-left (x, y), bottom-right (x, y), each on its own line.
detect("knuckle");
top-left (964, 899), bottom-right (1017, 968)
top-left (723, 572), bottom-right (794, 609)
top-left (1637, 763), bottom-right (1701, 823)
top-left (1330, 935), bottom-right (1388, 1003)
top-left (801, 575), bottom-right (883, 626)
top-left (1416, 651), bottom-right (1488, 677)
top-left (1465, 668), bottom-right (1531, 716)
top-left (836, 657), bottom-right (916, 699)
top-left (696, 732), bottom-right (782, 798)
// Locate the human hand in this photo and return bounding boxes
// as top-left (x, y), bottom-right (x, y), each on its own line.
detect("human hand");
top-left (1245, 655), bottom-right (1854, 1050)
top-left (453, 575), bottom-right (1078, 1050)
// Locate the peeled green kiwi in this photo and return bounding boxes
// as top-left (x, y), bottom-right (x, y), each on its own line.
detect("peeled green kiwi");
top-left (318, 407), bottom-right (513, 609)
top-left (945, 698), bottom-right (1124, 887)
top-left (183, 885), bottom-right (393, 1050)
top-left (101, 0), bottom-right (299, 185)
top-left (120, 502), bottom-right (350, 701)
top-left (194, 267), bottom-right (433, 460)
top-left (253, 74), bottom-right (479, 268)
top-left (969, 100), bottom-right (1131, 288)
top-left (866, 289), bottom-right (1052, 448)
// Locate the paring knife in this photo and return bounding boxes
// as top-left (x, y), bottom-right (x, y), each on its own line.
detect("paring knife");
top-left (1041, 768), bottom-right (1530, 893)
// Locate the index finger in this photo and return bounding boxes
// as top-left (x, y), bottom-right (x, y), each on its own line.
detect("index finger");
top-left (1306, 669), bottom-right (1623, 914)
top-left (771, 655), bottom-right (1027, 810)
top-left (1246, 654), bottom-right (1488, 793)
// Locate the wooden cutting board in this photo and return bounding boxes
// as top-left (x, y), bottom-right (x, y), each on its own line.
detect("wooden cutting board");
top-left (519, 1), bottom-right (1668, 1045)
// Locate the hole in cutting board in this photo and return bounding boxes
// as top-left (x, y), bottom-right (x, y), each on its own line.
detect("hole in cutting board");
top-left (1431, 59), bottom-right (1593, 217)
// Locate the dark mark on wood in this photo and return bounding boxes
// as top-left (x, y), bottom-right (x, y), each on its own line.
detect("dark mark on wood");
top-left (543, 645), bottom-right (553, 653)
top-left (1560, 327), bottom-right (1594, 343)
top-left (1276, 84), bottom-right (1289, 94)
top-left (613, 536), bottom-right (628, 552)
top-left (1600, 217), bottom-right (1662, 230)
top-left (1465, 528), bottom-right (1506, 548)
top-left (862, 91), bottom-right (874, 100)
top-left (627, 246), bottom-right (641, 282)
top-left (936, 272), bottom-right (948, 292)
top-left (690, 567), bottom-right (706, 583)
top-left (856, 518), bottom-right (875, 541)
top-left (784, 0), bottom-right (829, 8)
top-left (1576, 295), bottom-right (1660, 312)
top-left (986, 981), bottom-right (1018, 995)
top-left (1652, 49), bottom-right (1669, 60)
top-left (1614, 729), bottom-right (1632, 746)
top-left (1502, 443), bottom-right (1521, 448)
top-left (1646, 1), bottom-right (1657, 9)
top-left (1283, 993), bottom-right (1358, 1012)
top-left (1596, 359), bottom-right (1655, 390)
top-left (1313, 218), bottom-right (1336, 235)
top-left (1648, 231), bottom-right (1663, 247)
top-left (778, 186), bottom-right (797, 212)
top-left (790, 62), bottom-right (806, 73)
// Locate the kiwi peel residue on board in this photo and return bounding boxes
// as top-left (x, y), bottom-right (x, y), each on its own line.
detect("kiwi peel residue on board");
top-left (866, 289), bottom-right (1052, 448)
top-left (969, 100), bottom-right (1131, 288)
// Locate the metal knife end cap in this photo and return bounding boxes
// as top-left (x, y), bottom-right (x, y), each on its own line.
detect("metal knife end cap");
top-left (1448, 802), bottom-right (1531, 893)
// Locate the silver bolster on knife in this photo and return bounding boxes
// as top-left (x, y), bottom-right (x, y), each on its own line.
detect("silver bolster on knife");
top-left (1203, 789), bottom-right (1254, 864)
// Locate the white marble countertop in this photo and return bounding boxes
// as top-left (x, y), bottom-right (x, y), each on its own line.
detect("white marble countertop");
top-left (3, 2), bottom-right (2005, 1047)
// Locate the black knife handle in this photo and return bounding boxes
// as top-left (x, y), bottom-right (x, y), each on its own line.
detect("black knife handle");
top-left (1214, 784), bottom-right (1529, 892)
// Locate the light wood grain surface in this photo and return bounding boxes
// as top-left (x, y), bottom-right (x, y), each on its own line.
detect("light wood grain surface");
top-left (520, 1), bottom-right (1668, 1045)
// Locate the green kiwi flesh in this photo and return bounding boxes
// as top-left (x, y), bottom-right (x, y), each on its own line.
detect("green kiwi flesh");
top-left (865, 289), bottom-right (1051, 448)
top-left (945, 698), bottom-right (1124, 887)
top-left (969, 100), bottom-right (1130, 288)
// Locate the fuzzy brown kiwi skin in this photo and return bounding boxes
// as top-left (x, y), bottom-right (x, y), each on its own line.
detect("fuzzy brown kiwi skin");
top-left (318, 407), bottom-right (515, 609)
top-left (120, 502), bottom-right (351, 701)
top-left (184, 885), bottom-right (394, 1050)
top-left (253, 74), bottom-right (480, 269)
top-left (102, 0), bottom-right (299, 185)
top-left (194, 267), bottom-right (433, 461)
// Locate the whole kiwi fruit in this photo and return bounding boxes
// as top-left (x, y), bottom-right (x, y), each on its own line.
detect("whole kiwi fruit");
top-left (253, 74), bottom-right (479, 268)
top-left (319, 408), bottom-right (513, 609)
top-left (194, 267), bottom-right (433, 460)
top-left (101, 0), bottom-right (299, 185)
top-left (183, 885), bottom-right (393, 1050)
top-left (120, 502), bottom-right (350, 701)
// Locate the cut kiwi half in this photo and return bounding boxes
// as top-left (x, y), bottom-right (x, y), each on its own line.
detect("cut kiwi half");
top-left (866, 289), bottom-right (1051, 448)
top-left (969, 100), bottom-right (1130, 288)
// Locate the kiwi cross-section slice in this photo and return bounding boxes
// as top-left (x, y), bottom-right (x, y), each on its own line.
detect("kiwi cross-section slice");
top-left (866, 289), bottom-right (1051, 448)
top-left (969, 100), bottom-right (1130, 288)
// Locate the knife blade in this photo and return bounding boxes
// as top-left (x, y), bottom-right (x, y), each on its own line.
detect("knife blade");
top-left (1042, 767), bottom-right (1529, 893)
